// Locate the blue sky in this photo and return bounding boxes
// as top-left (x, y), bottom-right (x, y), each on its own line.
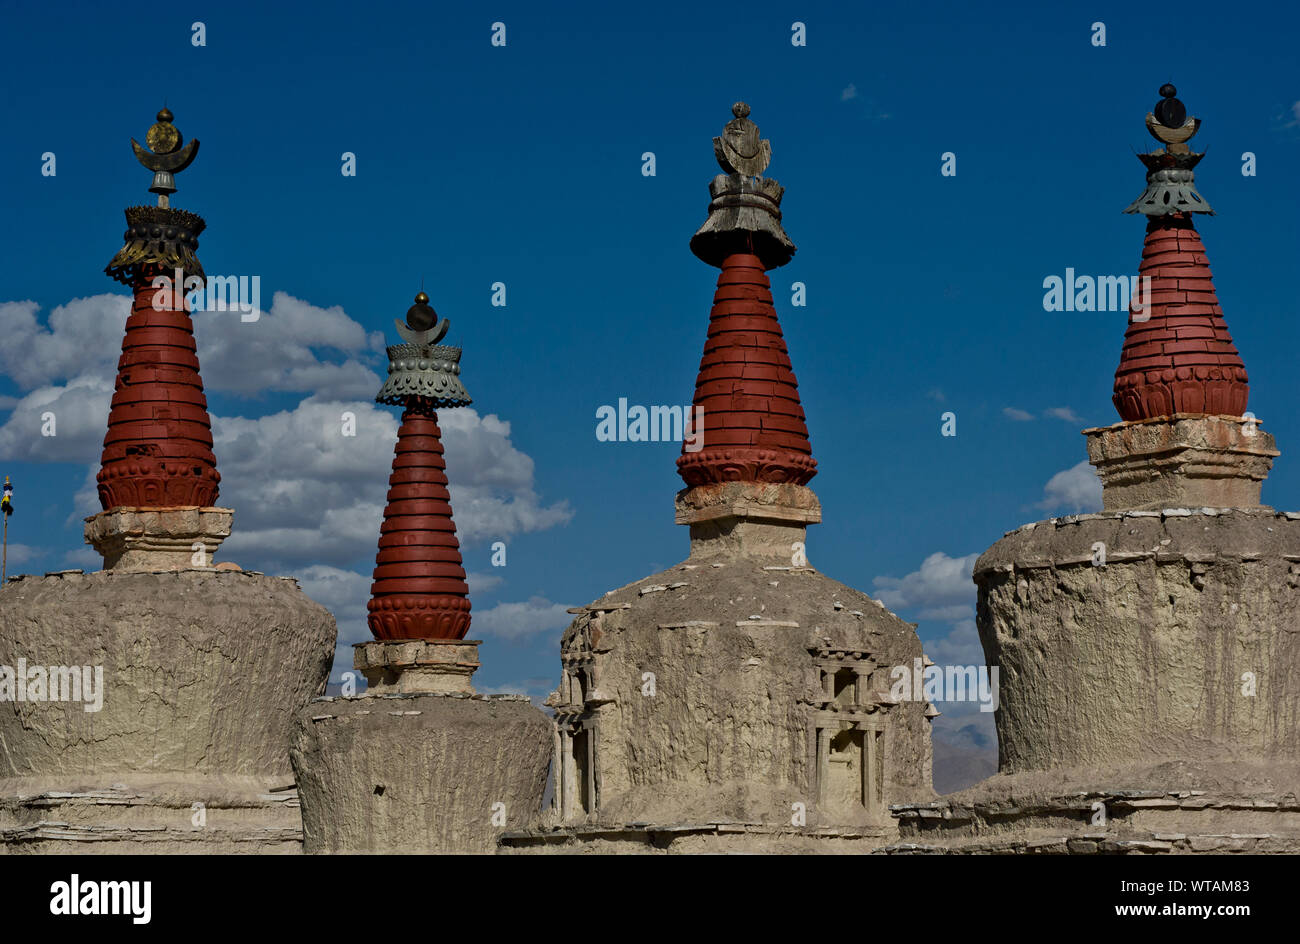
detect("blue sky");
top-left (2, 1), bottom-right (1298, 764)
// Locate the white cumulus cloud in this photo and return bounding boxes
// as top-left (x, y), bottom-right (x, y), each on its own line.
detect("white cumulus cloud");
top-left (873, 551), bottom-right (979, 622)
top-left (0, 296), bottom-right (129, 389)
top-left (470, 596), bottom-right (573, 642)
top-left (0, 374), bottom-right (114, 463)
top-left (214, 398), bottom-right (571, 571)
top-left (1038, 461), bottom-right (1102, 513)
top-left (195, 291), bottom-right (385, 398)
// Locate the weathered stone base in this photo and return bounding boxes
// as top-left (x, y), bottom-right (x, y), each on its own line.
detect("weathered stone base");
top-left (884, 763), bottom-right (1300, 854)
top-left (975, 508), bottom-right (1300, 771)
top-left (500, 821), bottom-right (895, 854)
top-left (290, 692), bottom-right (552, 853)
top-left (547, 556), bottom-right (934, 830)
top-left (0, 569), bottom-right (336, 778)
top-left (1084, 414), bottom-right (1278, 511)
top-left (0, 776), bottom-right (303, 854)
top-left (84, 506), bottom-right (234, 571)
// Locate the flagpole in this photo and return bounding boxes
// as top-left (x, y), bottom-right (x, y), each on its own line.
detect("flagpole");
top-left (1, 475), bottom-right (9, 584)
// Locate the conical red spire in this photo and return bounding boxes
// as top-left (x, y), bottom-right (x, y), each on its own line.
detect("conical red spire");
top-left (677, 253), bottom-right (816, 486)
top-left (99, 109), bottom-right (219, 509)
top-left (366, 290), bottom-right (474, 641)
top-left (367, 406), bottom-right (471, 641)
top-left (1113, 85), bottom-right (1249, 422)
top-left (1113, 214), bottom-right (1249, 421)
top-left (101, 263), bottom-right (220, 509)
top-left (97, 271), bottom-right (220, 507)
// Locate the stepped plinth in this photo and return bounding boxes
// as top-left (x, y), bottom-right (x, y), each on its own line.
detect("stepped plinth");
top-left (83, 505), bottom-right (234, 571)
top-left (1085, 413), bottom-right (1278, 511)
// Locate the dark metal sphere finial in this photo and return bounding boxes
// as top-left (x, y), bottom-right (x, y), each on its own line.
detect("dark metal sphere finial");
top-left (406, 293), bottom-right (437, 331)
top-left (157, 106), bottom-right (174, 123)
top-left (1154, 84), bottom-right (1186, 129)
top-left (1125, 81), bottom-right (1212, 216)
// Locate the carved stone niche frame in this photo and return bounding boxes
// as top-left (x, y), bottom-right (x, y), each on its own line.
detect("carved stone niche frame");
top-left (548, 610), bottom-right (616, 822)
top-left (806, 645), bottom-right (890, 817)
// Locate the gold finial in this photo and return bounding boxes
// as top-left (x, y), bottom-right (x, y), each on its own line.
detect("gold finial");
top-left (145, 108), bottom-right (181, 154)
top-left (131, 106), bottom-right (200, 206)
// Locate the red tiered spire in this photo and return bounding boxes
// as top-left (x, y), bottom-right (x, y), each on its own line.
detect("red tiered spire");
top-left (677, 103), bottom-right (814, 488)
top-left (366, 293), bottom-right (475, 641)
top-left (97, 267), bottom-right (220, 508)
top-left (367, 406), bottom-right (471, 640)
top-left (1112, 214), bottom-right (1248, 420)
top-left (1113, 84), bottom-right (1249, 422)
top-left (100, 108), bottom-right (218, 510)
top-left (676, 253), bottom-right (816, 486)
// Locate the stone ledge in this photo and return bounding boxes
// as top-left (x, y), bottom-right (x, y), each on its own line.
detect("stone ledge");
top-left (675, 481), bottom-right (821, 526)
top-left (1001, 507), bottom-right (1297, 539)
top-left (499, 820), bottom-right (896, 853)
top-left (1084, 414), bottom-right (1278, 511)
top-left (976, 507), bottom-right (1300, 578)
top-left (503, 821), bottom-right (893, 840)
top-left (308, 691), bottom-right (532, 705)
top-left (83, 505), bottom-right (234, 571)
top-left (5, 568), bottom-right (284, 585)
top-left (885, 786), bottom-right (1300, 855)
top-left (0, 822), bottom-right (303, 851)
top-left (880, 832), bottom-right (1300, 854)
top-left (353, 638), bottom-right (482, 695)
top-left (891, 791), bottom-right (1300, 821)
top-left (0, 780), bottom-right (306, 854)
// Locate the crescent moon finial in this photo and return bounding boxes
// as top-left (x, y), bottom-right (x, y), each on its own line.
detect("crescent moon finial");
top-left (132, 107), bottom-right (200, 206)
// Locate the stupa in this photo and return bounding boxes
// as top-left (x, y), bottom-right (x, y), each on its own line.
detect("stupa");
top-left (887, 86), bottom-right (1300, 854)
top-left (502, 103), bottom-right (934, 854)
top-left (0, 108), bottom-right (337, 853)
top-left (290, 292), bottom-right (552, 854)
